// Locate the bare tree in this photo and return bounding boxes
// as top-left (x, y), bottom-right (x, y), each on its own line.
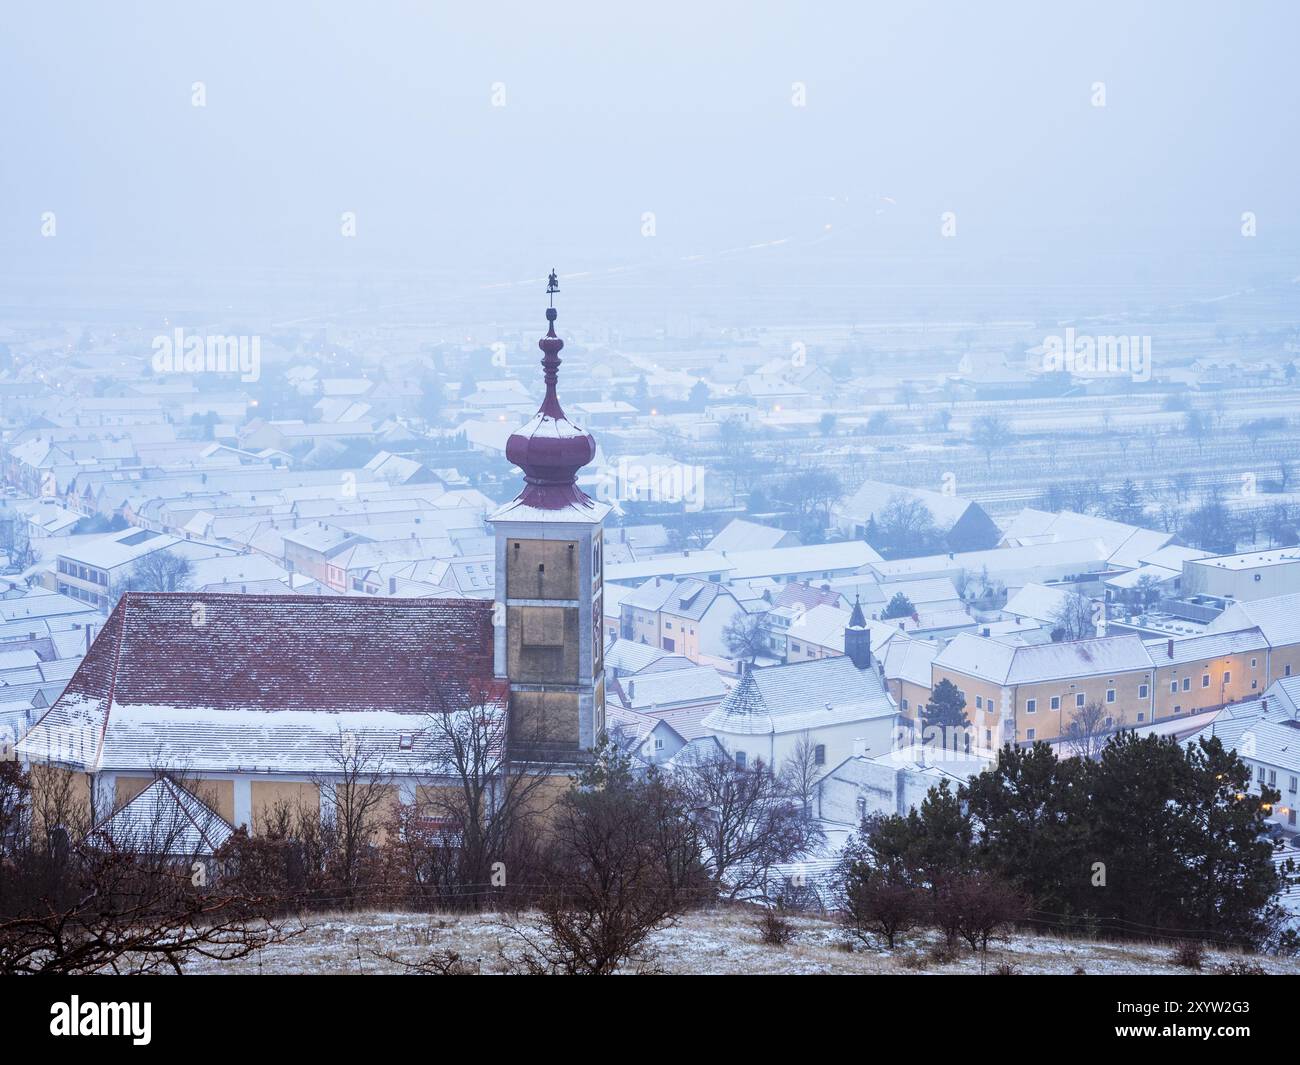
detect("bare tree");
top-left (117, 549), bottom-right (194, 595)
top-left (675, 748), bottom-right (824, 900)
top-left (780, 731), bottom-right (822, 817)
top-left (971, 414), bottom-right (1012, 469)
top-left (723, 609), bottom-right (769, 665)
top-left (311, 727), bottom-right (395, 906)
top-left (506, 745), bottom-right (708, 974)
top-left (1050, 589), bottom-right (1096, 642)
top-left (1063, 700), bottom-right (1126, 760)
top-left (395, 680), bottom-right (556, 910)
top-left (875, 495), bottom-right (942, 559)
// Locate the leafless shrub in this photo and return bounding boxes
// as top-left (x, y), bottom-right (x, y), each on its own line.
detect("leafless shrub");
top-left (1171, 940), bottom-right (1205, 970)
top-left (932, 872), bottom-right (1028, 954)
top-left (374, 943), bottom-right (480, 975)
top-left (841, 869), bottom-right (926, 950)
top-left (928, 940), bottom-right (960, 964)
top-left (1218, 958), bottom-right (1266, 976)
top-left (507, 744), bottom-right (709, 975)
top-left (756, 906), bottom-right (797, 947)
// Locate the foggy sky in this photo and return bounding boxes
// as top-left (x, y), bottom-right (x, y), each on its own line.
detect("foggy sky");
top-left (2, 0), bottom-right (1297, 318)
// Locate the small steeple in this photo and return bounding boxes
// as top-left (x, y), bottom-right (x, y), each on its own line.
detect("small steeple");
top-left (845, 594), bottom-right (872, 670)
top-left (848, 593), bottom-right (867, 629)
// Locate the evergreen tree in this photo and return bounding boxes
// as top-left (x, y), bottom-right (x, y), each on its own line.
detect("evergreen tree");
top-left (920, 678), bottom-right (970, 750)
top-left (1108, 478), bottom-right (1145, 525)
top-left (881, 592), bottom-right (915, 620)
top-left (688, 379), bottom-right (709, 410)
top-left (1177, 735), bottom-right (1283, 944)
top-left (961, 743), bottom-right (1092, 925)
top-left (909, 782), bottom-right (974, 891)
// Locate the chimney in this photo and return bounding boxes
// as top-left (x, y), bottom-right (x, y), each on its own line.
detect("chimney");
top-left (1167, 638), bottom-right (1174, 659)
top-left (627, 680), bottom-right (635, 701)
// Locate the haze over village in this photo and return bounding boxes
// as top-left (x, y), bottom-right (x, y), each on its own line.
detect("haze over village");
top-left (1, 2), bottom-right (1299, 997)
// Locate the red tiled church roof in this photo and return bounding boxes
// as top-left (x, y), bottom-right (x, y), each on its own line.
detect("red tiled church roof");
top-left (61, 592), bottom-right (499, 715)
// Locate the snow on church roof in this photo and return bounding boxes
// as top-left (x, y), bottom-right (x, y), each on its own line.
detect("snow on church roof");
top-left (702, 655), bottom-right (895, 737)
top-left (17, 592), bottom-right (499, 775)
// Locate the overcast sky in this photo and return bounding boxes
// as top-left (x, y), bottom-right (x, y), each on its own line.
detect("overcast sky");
top-left (2, 1), bottom-right (1297, 317)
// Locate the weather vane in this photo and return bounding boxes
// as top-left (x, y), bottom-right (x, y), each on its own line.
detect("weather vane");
top-left (546, 268), bottom-right (560, 307)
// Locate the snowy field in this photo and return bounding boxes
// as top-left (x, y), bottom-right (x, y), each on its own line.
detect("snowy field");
top-left (184, 909), bottom-right (1300, 976)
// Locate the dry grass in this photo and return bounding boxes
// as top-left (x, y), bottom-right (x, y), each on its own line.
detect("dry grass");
top-left (183, 908), bottom-right (1300, 975)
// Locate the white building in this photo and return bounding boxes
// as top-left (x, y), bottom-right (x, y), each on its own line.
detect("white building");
top-left (817, 743), bottom-right (995, 824)
top-left (701, 605), bottom-right (897, 773)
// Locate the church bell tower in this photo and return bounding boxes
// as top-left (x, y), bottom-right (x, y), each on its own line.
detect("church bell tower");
top-left (489, 272), bottom-right (609, 764)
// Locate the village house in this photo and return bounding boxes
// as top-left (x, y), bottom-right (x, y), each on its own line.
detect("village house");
top-left (834, 479), bottom-right (1002, 553)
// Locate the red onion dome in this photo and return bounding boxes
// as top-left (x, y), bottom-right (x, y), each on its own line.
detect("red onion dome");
top-left (504, 307), bottom-right (598, 509)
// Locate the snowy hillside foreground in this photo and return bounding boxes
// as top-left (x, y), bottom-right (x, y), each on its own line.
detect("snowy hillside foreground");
top-left (183, 909), bottom-right (1300, 976)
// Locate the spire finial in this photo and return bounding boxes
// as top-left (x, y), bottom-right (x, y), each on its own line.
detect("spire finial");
top-left (538, 268), bottom-right (565, 417)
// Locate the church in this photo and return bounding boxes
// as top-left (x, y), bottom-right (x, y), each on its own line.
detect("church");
top-left (16, 296), bottom-right (609, 836)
